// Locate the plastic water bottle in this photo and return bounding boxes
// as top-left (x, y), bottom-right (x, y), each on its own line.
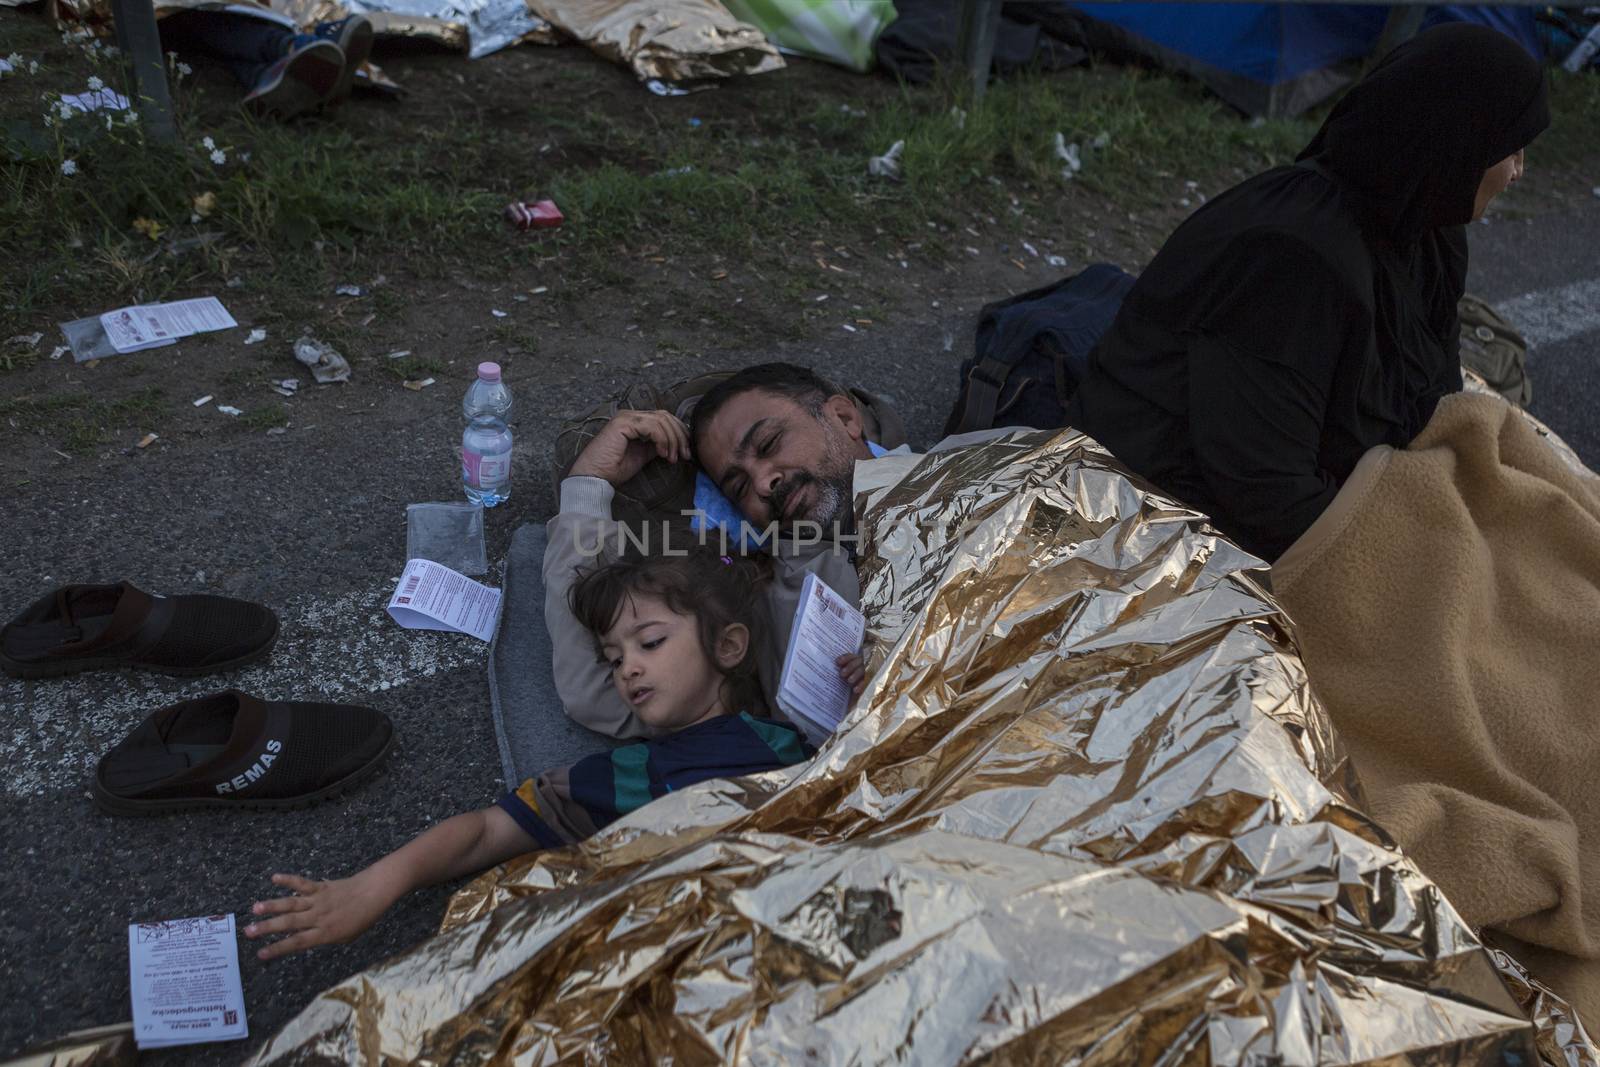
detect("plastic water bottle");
top-left (462, 362), bottom-right (513, 507)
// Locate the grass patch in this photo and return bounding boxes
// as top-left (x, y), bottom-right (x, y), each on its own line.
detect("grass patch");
top-left (0, 387), bottom-right (165, 453)
top-left (1537, 69), bottom-right (1600, 173)
top-left (5, 19), bottom-right (1597, 335)
top-left (240, 405), bottom-right (289, 430)
top-left (1, 344), bottom-right (42, 374)
top-left (385, 354), bottom-right (446, 380)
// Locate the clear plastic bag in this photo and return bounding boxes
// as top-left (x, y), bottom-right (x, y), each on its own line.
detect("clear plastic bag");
top-left (406, 502), bottom-right (488, 576)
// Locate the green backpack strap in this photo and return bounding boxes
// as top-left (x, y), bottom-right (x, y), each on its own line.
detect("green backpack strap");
top-left (1457, 293), bottom-right (1531, 408)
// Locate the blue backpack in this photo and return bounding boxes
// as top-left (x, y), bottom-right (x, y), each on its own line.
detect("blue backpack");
top-left (943, 263), bottom-right (1136, 437)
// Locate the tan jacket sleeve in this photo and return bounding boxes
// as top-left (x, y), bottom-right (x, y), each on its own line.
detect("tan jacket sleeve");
top-left (543, 477), bottom-right (650, 740)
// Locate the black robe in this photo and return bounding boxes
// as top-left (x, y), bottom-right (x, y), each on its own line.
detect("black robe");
top-left (1066, 24), bottom-right (1549, 562)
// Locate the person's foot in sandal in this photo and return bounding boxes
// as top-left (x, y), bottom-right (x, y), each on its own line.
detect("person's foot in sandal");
top-left (0, 582), bottom-right (279, 680)
top-left (93, 690), bottom-right (394, 815)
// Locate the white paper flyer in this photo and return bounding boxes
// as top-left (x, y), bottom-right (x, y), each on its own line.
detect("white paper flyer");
top-left (127, 914), bottom-right (249, 1050)
top-left (387, 558), bottom-right (502, 641)
top-left (777, 572), bottom-right (865, 742)
top-left (100, 297), bottom-right (238, 354)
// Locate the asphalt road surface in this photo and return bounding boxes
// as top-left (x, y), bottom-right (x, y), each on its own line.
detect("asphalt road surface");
top-left (2, 195), bottom-right (1595, 1063)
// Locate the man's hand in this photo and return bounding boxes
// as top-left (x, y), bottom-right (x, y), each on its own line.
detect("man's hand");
top-left (568, 410), bottom-right (691, 487)
top-left (245, 871), bottom-right (398, 961)
top-left (837, 652), bottom-right (868, 700)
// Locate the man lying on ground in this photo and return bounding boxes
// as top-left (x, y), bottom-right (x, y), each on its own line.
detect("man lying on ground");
top-left (548, 362), bottom-right (1009, 743)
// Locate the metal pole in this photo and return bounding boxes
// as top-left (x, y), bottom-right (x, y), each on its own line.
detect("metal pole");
top-left (108, 0), bottom-right (177, 143)
top-left (957, 0), bottom-right (1002, 102)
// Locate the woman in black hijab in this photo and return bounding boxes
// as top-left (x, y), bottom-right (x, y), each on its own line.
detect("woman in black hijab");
top-left (1065, 24), bottom-right (1549, 562)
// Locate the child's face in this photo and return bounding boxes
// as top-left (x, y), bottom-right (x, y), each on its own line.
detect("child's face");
top-left (600, 593), bottom-right (733, 732)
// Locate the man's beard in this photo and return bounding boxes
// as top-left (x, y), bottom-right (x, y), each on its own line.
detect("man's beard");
top-left (769, 434), bottom-right (856, 532)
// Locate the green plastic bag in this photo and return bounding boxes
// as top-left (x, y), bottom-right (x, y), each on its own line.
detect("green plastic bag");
top-left (719, 0), bottom-right (898, 73)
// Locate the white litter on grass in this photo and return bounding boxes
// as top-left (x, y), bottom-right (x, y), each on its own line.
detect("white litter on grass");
top-left (868, 140), bottom-right (904, 180)
top-left (243, 327), bottom-right (266, 345)
top-left (294, 335), bottom-right (351, 384)
top-left (6, 332), bottom-right (42, 348)
top-left (192, 395), bottom-right (213, 407)
top-left (1054, 133), bottom-right (1082, 180)
top-left (1090, 132), bottom-right (1111, 150)
top-left (1023, 242), bottom-right (1040, 258)
top-left (815, 294), bottom-right (829, 302)
top-left (0, 585), bottom-right (489, 798)
top-left (491, 309), bottom-right (508, 318)
top-left (216, 405), bottom-right (242, 416)
top-left (384, 349), bottom-right (412, 360)
top-left (335, 284), bottom-right (365, 297)
top-left (965, 246), bottom-right (981, 256)
top-left (49, 345), bottom-right (69, 360)
top-left (60, 87), bottom-right (130, 113)
top-left (1046, 254), bottom-right (1068, 269)
top-left (842, 324), bottom-right (858, 333)
top-left (266, 427), bottom-right (287, 435)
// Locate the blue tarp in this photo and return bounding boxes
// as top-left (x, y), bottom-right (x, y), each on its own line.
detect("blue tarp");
top-left (1061, 4), bottom-right (1540, 115)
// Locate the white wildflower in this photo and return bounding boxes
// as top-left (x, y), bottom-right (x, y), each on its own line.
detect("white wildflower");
top-left (201, 135), bottom-right (215, 150)
top-left (56, 99), bottom-right (75, 121)
top-left (28, 60), bottom-right (39, 74)
top-left (177, 62), bottom-right (192, 76)
top-left (5, 53), bottom-right (20, 66)
top-left (104, 113), bottom-right (113, 130)
top-left (86, 75), bottom-right (103, 90)
top-left (209, 148), bottom-right (226, 166)
top-left (61, 159), bottom-right (78, 176)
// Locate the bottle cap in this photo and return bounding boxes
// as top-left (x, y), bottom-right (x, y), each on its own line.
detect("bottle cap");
top-left (477, 362), bottom-right (502, 383)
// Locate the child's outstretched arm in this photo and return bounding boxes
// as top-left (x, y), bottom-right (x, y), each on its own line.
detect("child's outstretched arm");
top-left (245, 805), bottom-right (535, 960)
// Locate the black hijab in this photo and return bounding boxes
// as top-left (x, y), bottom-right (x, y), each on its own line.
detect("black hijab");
top-left (1298, 23), bottom-right (1549, 244)
top-left (1066, 24), bottom-right (1551, 560)
top-left (1296, 24), bottom-right (1550, 379)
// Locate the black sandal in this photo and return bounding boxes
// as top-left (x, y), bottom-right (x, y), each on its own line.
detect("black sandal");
top-left (93, 690), bottom-right (395, 815)
top-left (0, 582), bottom-right (278, 679)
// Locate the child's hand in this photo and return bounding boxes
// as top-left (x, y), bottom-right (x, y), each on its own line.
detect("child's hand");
top-left (837, 652), bottom-right (867, 700)
top-left (244, 871), bottom-right (396, 961)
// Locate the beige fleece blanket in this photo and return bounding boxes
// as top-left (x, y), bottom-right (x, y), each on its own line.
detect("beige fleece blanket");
top-left (1274, 391), bottom-right (1600, 1025)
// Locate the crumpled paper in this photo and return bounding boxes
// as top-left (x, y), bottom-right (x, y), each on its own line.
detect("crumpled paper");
top-left (253, 427), bottom-right (1594, 1066)
top-left (529, 0), bottom-right (783, 83)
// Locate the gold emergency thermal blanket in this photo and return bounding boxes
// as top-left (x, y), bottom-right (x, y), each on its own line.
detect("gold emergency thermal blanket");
top-left (529, 0), bottom-right (784, 82)
top-left (253, 427), bottom-right (1591, 1066)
